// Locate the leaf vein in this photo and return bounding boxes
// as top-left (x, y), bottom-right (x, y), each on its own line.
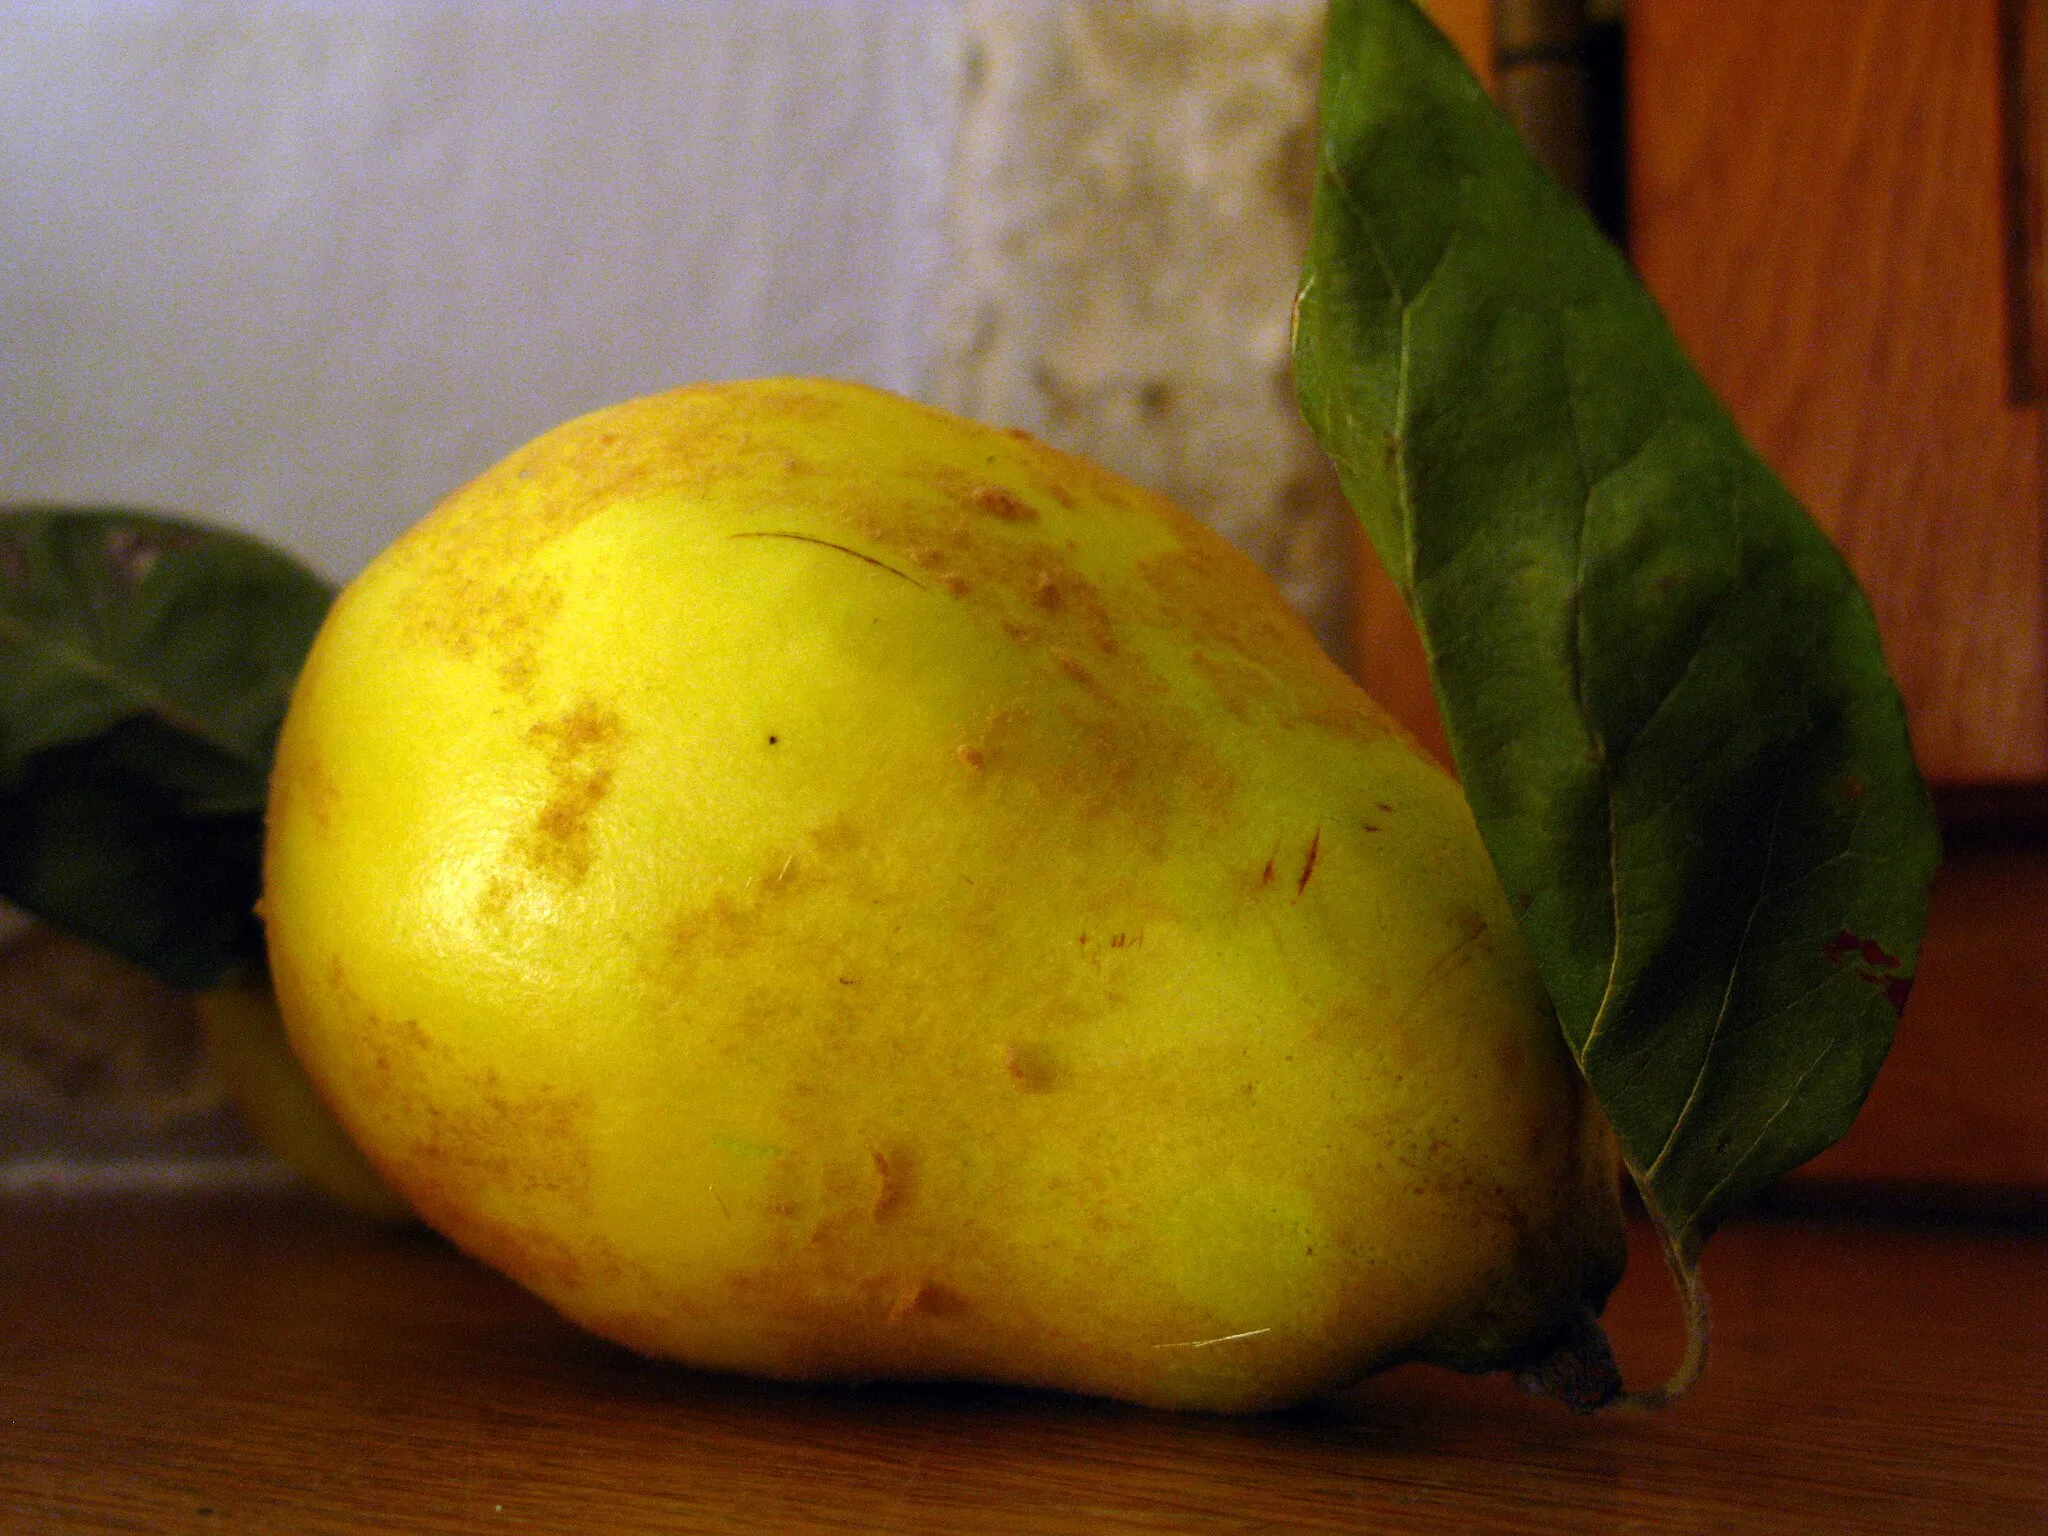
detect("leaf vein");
top-left (1644, 769), bottom-right (1795, 1184)
top-left (0, 609), bottom-right (234, 761)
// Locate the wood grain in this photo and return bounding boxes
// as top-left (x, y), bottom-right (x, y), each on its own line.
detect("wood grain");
top-left (4, 1192), bottom-right (2045, 1533)
top-left (1630, 0), bottom-right (2048, 784)
top-left (1351, 552), bottom-right (1454, 771)
top-left (2004, 0), bottom-right (2048, 401)
top-left (1423, 0), bottom-right (1495, 90)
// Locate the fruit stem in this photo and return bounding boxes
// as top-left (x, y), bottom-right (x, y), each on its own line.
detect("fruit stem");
top-left (1613, 1189), bottom-right (1711, 1411)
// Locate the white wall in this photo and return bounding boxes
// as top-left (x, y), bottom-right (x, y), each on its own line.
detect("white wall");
top-left (0, 2), bottom-right (964, 581)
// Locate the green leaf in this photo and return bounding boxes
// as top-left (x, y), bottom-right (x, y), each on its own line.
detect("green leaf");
top-left (0, 507), bottom-right (332, 987)
top-left (1293, 0), bottom-right (1939, 1282)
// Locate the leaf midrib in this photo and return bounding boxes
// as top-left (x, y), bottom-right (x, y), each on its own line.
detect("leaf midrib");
top-left (0, 607), bottom-right (244, 766)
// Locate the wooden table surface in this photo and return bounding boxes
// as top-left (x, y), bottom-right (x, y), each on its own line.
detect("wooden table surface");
top-left (4, 1191), bottom-right (2043, 1534)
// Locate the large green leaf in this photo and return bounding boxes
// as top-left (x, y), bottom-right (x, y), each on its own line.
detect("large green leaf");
top-left (1293, 0), bottom-right (1939, 1298)
top-left (0, 507), bottom-right (332, 986)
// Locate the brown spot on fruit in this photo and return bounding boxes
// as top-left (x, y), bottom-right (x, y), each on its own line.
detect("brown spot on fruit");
top-left (1140, 532), bottom-right (1389, 744)
top-left (1296, 828), bottom-right (1322, 895)
top-left (806, 814), bottom-right (861, 856)
top-left (1002, 1042), bottom-right (1063, 1092)
top-left (957, 745), bottom-right (985, 771)
top-left (869, 1147), bottom-right (910, 1220)
top-left (1032, 573), bottom-right (1066, 612)
top-left (889, 1280), bottom-right (967, 1323)
top-left (1084, 607), bottom-right (1118, 656)
top-left (412, 568), bottom-right (566, 697)
top-left (1052, 649), bottom-right (1095, 689)
top-left (969, 484), bottom-right (1037, 523)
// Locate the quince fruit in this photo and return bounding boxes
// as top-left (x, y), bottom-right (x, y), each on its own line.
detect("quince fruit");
top-left (262, 379), bottom-right (1625, 1411)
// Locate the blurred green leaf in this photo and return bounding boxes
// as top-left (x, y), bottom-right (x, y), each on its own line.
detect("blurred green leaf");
top-left (0, 507), bottom-right (331, 986)
top-left (1293, 0), bottom-right (1940, 1267)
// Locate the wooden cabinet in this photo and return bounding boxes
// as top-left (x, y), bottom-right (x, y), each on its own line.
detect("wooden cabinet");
top-left (1361, 0), bottom-right (2048, 1194)
top-left (1631, 0), bottom-right (2046, 786)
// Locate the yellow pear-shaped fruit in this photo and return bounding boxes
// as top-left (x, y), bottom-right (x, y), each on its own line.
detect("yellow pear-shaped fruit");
top-left (263, 379), bottom-right (1625, 1412)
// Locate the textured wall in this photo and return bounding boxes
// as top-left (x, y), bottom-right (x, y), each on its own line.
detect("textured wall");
top-left (0, 915), bottom-right (255, 1178)
top-left (930, 0), bottom-right (1351, 663)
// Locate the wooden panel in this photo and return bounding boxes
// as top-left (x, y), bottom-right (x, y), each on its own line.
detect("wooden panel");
top-left (1631, 0), bottom-right (2048, 785)
top-left (2007, 0), bottom-right (2048, 401)
top-left (1352, 555), bottom-right (1455, 769)
top-left (1424, 0), bottom-right (1496, 90)
top-left (5, 1193), bottom-right (2046, 1532)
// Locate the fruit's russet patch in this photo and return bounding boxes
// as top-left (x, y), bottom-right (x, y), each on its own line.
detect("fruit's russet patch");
top-left (1049, 647), bottom-right (1099, 692)
top-left (854, 518), bottom-right (1238, 851)
top-left (516, 699), bottom-right (626, 886)
top-left (390, 1070), bottom-right (596, 1215)
top-left (397, 385), bottom-right (851, 691)
top-left (267, 728), bottom-right (340, 837)
top-left (1140, 536), bottom-right (1389, 746)
top-left (308, 954), bottom-right (599, 1224)
top-left (405, 564), bottom-right (566, 700)
top-left (1002, 429), bottom-right (1148, 523)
